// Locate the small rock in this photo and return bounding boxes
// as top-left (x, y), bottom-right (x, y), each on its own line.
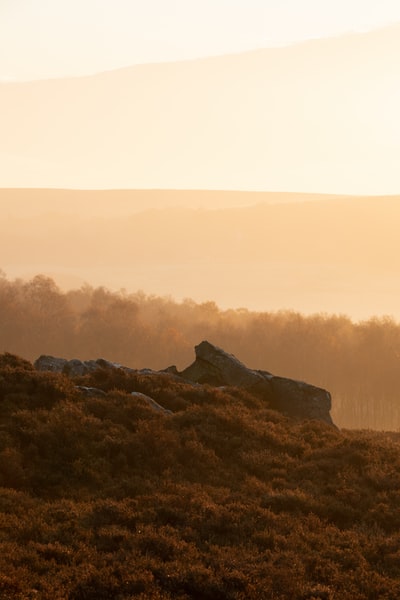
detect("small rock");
top-left (76, 386), bottom-right (107, 397)
top-left (131, 392), bottom-right (173, 416)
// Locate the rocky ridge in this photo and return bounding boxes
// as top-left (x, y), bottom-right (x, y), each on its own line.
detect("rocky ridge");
top-left (34, 341), bottom-right (334, 425)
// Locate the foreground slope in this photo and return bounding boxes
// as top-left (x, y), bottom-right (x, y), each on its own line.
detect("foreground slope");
top-left (0, 352), bottom-right (400, 599)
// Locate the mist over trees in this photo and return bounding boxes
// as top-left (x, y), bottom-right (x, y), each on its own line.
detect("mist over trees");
top-left (1, 272), bottom-right (400, 430)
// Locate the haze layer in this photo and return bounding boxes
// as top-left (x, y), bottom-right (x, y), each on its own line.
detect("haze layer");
top-left (1, 26), bottom-right (399, 193)
top-left (1, 190), bottom-right (399, 319)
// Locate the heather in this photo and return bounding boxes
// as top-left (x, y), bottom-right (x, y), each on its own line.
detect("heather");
top-left (0, 353), bottom-right (399, 598)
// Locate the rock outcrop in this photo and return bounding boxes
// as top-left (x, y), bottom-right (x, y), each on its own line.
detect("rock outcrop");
top-left (34, 355), bottom-right (69, 373)
top-left (180, 341), bottom-right (334, 425)
top-left (34, 355), bottom-right (128, 377)
top-left (34, 341), bottom-right (334, 425)
top-left (180, 341), bottom-right (271, 389)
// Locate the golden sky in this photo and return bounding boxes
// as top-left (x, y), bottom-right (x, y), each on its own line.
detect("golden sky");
top-left (1, 0), bottom-right (400, 80)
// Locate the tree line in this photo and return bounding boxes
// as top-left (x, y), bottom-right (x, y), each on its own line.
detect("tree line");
top-left (1, 272), bottom-right (400, 429)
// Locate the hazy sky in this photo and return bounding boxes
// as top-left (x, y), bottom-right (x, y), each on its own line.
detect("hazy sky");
top-left (2, 0), bottom-right (400, 80)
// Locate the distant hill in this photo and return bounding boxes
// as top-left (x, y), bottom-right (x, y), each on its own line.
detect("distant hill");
top-left (0, 188), bottom-right (346, 216)
top-left (1, 190), bottom-right (400, 318)
top-left (1, 24), bottom-right (399, 192)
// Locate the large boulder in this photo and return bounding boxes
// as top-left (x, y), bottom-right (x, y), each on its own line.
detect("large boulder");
top-left (180, 341), bottom-right (334, 425)
top-left (180, 340), bottom-right (270, 388)
top-left (269, 376), bottom-right (333, 423)
top-left (34, 355), bottom-right (69, 373)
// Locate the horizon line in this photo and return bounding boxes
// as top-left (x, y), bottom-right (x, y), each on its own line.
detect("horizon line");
top-left (1, 187), bottom-right (400, 199)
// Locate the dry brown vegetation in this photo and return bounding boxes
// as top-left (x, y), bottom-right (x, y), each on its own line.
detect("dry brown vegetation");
top-left (1, 273), bottom-right (400, 430)
top-left (0, 352), bottom-right (400, 598)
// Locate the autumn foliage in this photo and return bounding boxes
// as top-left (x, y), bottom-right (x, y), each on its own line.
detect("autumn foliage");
top-left (0, 352), bottom-right (400, 598)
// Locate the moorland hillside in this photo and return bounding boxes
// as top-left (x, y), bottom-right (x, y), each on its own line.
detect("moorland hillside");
top-left (1, 273), bottom-right (400, 430)
top-left (0, 352), bottom-right (399, 598)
